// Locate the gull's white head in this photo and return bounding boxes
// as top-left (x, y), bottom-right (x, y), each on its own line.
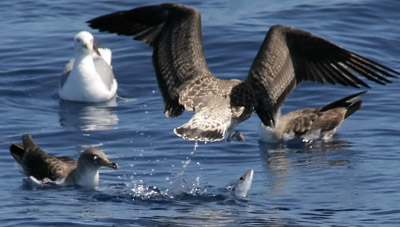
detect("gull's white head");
top-left (74, 31), bottom-right (95, 54)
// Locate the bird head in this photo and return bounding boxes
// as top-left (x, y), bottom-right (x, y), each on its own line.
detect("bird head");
top-left (79, 148), bottom-right (118, 170)
top-left (74, 31), bottom-right (95, 54)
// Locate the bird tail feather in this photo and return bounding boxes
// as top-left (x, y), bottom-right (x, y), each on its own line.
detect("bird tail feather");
top-left (10, 143), bottom-right (25, 163)
top-left (320, 91), bottom-right (366, 119)
top-left (174, 120), bottom-right (226, 142)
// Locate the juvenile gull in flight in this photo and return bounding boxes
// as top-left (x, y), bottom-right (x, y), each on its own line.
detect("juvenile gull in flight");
top-left (59, 31), bottom-right (118, 103)
top-left (10, 134), bottom-right (118, 187)
top-left (88, 3), bottom-right (399, 142)
top-left (259, 91), bottom-right (366, 142)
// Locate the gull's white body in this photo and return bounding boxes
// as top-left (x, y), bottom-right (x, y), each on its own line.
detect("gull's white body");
top-left (59, 31), bottom-right (117, 103)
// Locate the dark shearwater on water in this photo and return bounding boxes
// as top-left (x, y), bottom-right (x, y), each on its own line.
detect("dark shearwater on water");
top-left (88, 3), bottom-right (399, 142)
top-left (259, 91), bottom-right (366, 142)
top-left (10, 134), bottom-right (118, 187)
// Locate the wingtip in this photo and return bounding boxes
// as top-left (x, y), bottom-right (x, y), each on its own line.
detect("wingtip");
top-left (320, 91), bottom-right (367, 113)
top-left (344, 100), bottom-right (362, 119)
top-left (10, 143), bottom-right (25, 162)
top-left (22, 134), bottom-right (38, 150)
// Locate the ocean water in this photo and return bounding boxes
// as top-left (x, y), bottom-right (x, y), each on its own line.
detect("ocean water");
top-left (1, 0), bottom-right (400, 226)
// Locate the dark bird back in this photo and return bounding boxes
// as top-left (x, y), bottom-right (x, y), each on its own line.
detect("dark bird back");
top-left (10, 134), bottom-right (76, 181)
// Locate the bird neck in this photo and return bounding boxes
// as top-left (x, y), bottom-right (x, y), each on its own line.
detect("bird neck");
top-left (72, 53), bottom-right (99, 84)
top-left (74, 52), bottom-right (93, 66)
top-left (69, 164), bottom-right (100, 187)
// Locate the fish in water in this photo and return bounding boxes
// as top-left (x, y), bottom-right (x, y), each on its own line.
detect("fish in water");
top-left (10, 134), bottom-right (118, 187)
top-left (231, 169), bottom-right (254, 198)
top-left (227, 131), bottom-right (246, 142)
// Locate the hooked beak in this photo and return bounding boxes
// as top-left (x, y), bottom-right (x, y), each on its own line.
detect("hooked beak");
top-left (98, 158), bottom-right (118, 169)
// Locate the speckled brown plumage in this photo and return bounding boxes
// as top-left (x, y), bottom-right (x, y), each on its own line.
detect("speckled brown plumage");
top-left (10, 134), bottom-right (118, 186)
top-left (88, 3), bottom-right (399, 142)
top-left (10, 134), bottom-right (76, 181)
top-left (270, 91), bottom-right (365, 140)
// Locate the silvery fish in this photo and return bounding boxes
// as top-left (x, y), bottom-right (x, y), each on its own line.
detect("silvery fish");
top-left (231, 169), bottom-right (254, 197)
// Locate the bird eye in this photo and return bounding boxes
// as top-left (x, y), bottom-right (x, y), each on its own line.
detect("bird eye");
top-left (239, 177), bottom-right (244, 181)
top-left (93, 155), bottom-right (98, 160)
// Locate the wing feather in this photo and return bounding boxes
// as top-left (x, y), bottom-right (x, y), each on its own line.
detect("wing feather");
top-left (60, 59), bottom-right (74, 88)
top-left (240, 25), bottom-right (398, 126)
top-left (93, 55), bottom-right (115, 91)
top-left (12, 134), bottom-right (77, 181)
top-left (88, 4), bottom-right (213, 117)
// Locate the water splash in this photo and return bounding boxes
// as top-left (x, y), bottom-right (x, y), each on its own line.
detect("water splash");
top-left (167, 141), bottom-right (207, 195)
top-left (129, 180), bottom-right (166, 200)
top-left (181, 141), bottom-right (198, 172)
top-left (126, 141), bottom-right (208, 200)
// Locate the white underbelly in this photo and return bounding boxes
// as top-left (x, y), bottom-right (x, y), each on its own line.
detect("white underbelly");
top-left (59, 68), bottom-right (116, 102)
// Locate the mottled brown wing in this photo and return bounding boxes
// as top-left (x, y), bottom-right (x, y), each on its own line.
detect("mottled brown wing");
top-left (22, 152), bottom-right (76, 181)
top-left (15, 134), bottom-right (77, 181)
top-left (88, 3), bottom-right (213, 117)
top-left (318, 91), bottom-right (365, 119)
top-left (241, 25), bottom-right (399, 127)
top-left (283, 109), bottom-right (319, 135)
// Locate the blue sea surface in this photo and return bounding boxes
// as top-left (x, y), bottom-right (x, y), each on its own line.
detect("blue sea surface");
top-left (1, 0), bottom-right (400, 226)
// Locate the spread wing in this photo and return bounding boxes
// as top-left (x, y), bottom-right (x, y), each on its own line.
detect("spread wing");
top-left (239, 25), bottom-right (399, 127)
top-left (88, 3), bottom-right (213, 117)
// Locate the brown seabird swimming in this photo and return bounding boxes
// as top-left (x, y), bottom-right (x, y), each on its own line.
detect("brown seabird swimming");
top-left (259, 91), bottom-right (366, 142)
top-left (10, 134), bottom-right (118, 187)
top-left (87, 3), bottom-right (399, 142)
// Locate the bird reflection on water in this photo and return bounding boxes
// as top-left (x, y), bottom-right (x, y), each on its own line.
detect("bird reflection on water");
top-left (259, 138), bottom-right (352, 191)
top-left (58, 98), bottom-right (119, 131)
